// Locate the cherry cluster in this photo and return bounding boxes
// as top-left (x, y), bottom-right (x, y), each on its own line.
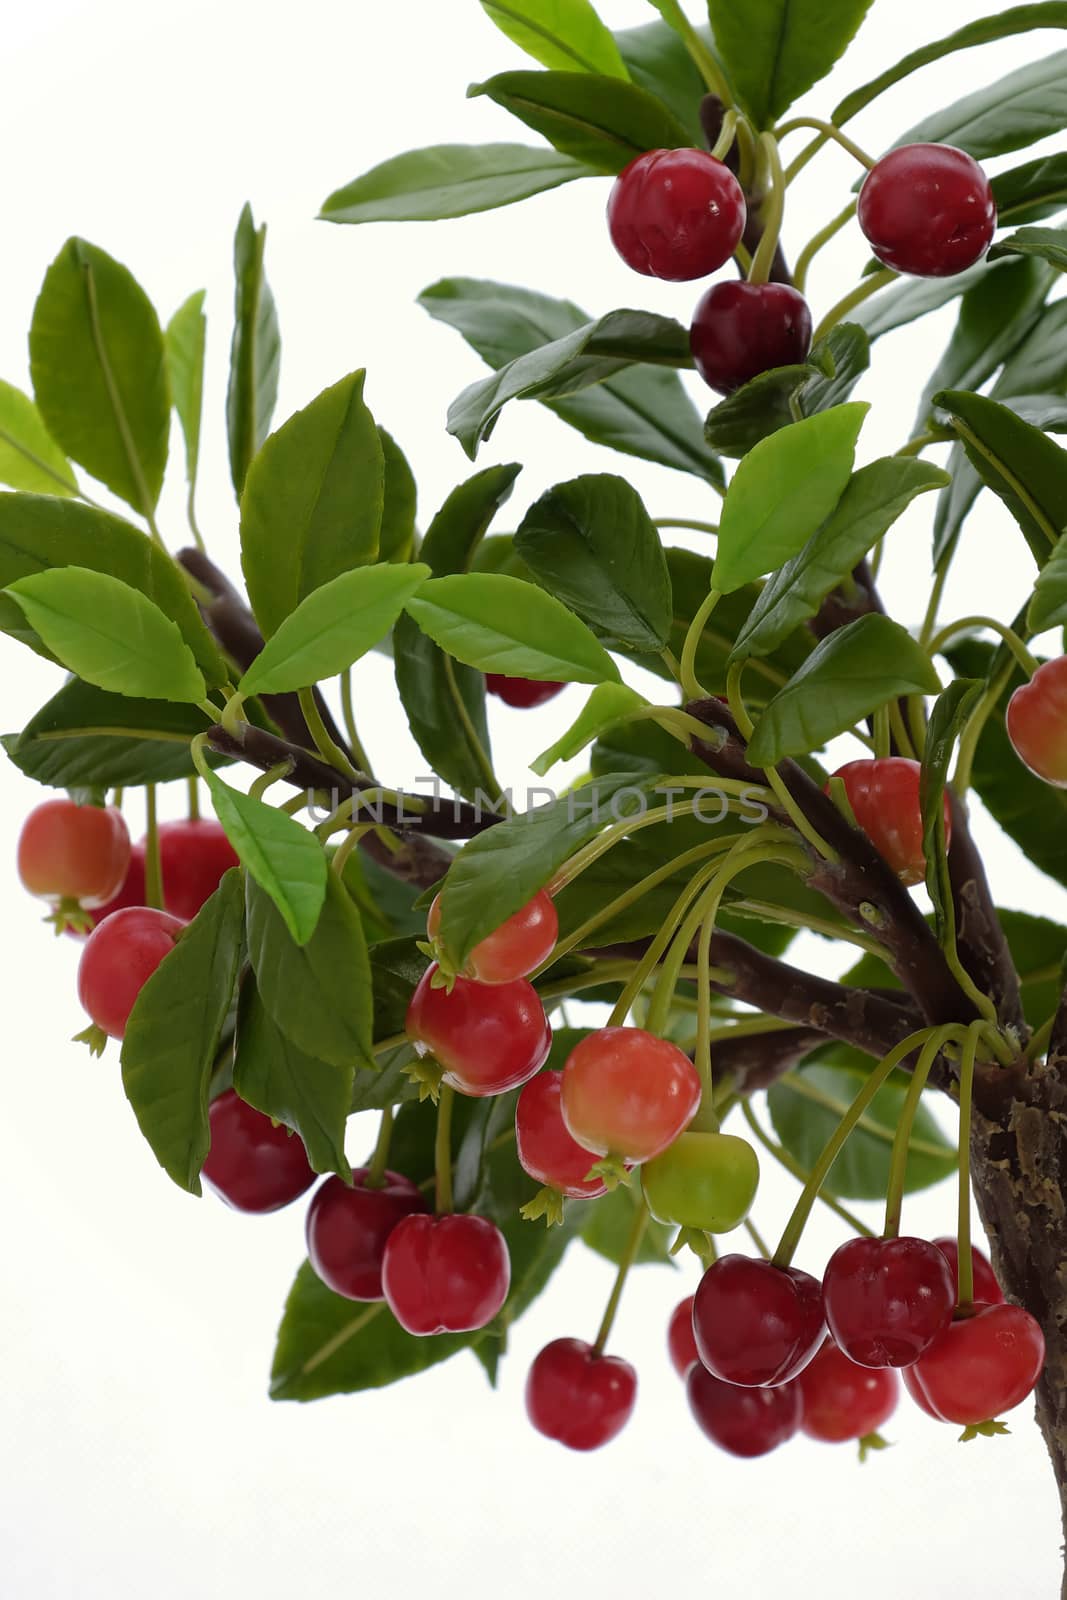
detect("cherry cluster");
top-left (606, 140), bottom-right (996, 395)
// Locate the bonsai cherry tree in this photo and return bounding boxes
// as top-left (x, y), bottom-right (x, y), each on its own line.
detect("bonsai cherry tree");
top-left (5, 0), bottom-right (1067, 1580)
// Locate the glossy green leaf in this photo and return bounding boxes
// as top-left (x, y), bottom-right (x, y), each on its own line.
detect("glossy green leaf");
top-left (896, 49), bottom-right (1067, 160)
top-left (996, 300), bottom-right (1067, 397)
top-left (468, 69), bottom-right (692, 172)
top-left (320, 143), bottom-right (595, 223)
top-left (614, 18), bottom-right (706, 140)
top-left (0, 379), bottom-right (77, 497)
top-left (935, 388), bottom-right (1067, 564)
top-left (855, 265), bottom-right (988, 342)
top-left (480, 0), bottom-right (629, 75)
top-left (916, 257), bottom-right (1052, 429)
top-left (5, 680), bottom-right (221, 788)
top-left (732, 458), bottom-right (948, 663)
top-left (515, 473), bottom-right (672, 651)
top-left (241, 370), bottom-right (384, 636)
top-left (227, 204), bottom-right (281, 498)
top-left (233, 978), bottom-right (352, 1181)
top-left (921, 679), bottom-right (983, 934)
top-left (29, 237), bottom-right (169, 514)
top-left (245, 872), bottom-right (373, 1068)
top-left (378, 429), bottom-right (418, 563)
top-left (202, 770), bottom-right (327, 946)
top-left (419, 277), bottom-right (722, 483)
top-left (239, 563), bottom-right (431, 695)
top-left (992, 152), bottom-right (1067, 224)
top-left (990, 226), bottom-right (1067, 272)
top-left (5, 568), bottom-right (207, 703)
top-left (705, 325), bottom-right (870, 458)
top-left (165, 291), bottom-right (206, 504)
top-left (710, 0), bottom-right (874, 128)
top-left (1029, 533), bottom-right (1067, 631)
top-left (121, 870), bottom-right (245, 1195)
top-left (405, 573), bottom-right (619, 685)
top-left (747, 615), bottom-right (941, 766)
top-left (531, 682), bottom-right (647, 776)
top-left (713, 404), bottom-right (868, 594)
top-left (768, 1056), bottom-right (955, 1201)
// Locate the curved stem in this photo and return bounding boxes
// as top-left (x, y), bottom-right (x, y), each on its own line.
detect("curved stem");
top-left (710, 109), bottom-right (738, 163)
top-left (298, 688), bottom-right (364, 783)
top-left (740, 1101), bottom-right (874, 1237)
top-left (692, 905), bottom-right (720, 1133)
top-left (784, 128), bottom-right (829, 186)
top-left (810, 269), bottom-right (898, 347)
top-left (883, 1027), bottom-right (955, 1238)
top-left (748, 135), bottom-right (786, 287)
top-left (927, 615), bottom-right (1039, 678)
top-left (365, 1104), bottom-right (394, 1189)
top-left (653, 517), bottom-right (719, 535)
top-left (954, 662), bottom-right (1013, 796)
top-left (434, 1085), bottom-right (455, 1215)
top-left (340, 669), bottom-right (374, 776)
top-left (592, 1196), bottom-right (648, 1357)
top-left (679, 587), bottom-right (721, 701)
top-left (726, 660), bottom-right (838, 861)
top-left (794, 201), bottom-right (857, 292)
top-left (774, 117), bottom-right (875, 170)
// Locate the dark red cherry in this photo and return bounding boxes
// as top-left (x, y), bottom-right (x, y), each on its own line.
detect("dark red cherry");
top-left (692, 1254), bottom-right (825, 1387)
top-left (933, 1236), bottom-right (1004, 1306)
top-left (305, 1167), bottom-right (428, 1300)
top-left (525, 1337), bottom-right (637, 1450)
top-left (202, 1090), bottom-right (316, 1213)
top-left (155, 818), bottom-right (239, 921)
top-left (668, 1295), bottom-right (700, 1378)
top-left (798, 1339), bottom-right (899, 1443)
top-left (690, 280), bottom-right (813, 395)
top-left (858, 143), bottom-right (996, 278)
top-left (823, 1236), bottom-right (955, 1368)
top-left (381, 1213), bottom-right (510, 1335)
top-left (486, 674), bottom-right (564, 709)
top-left (607, 147), bottom-right (746, 280)
top-left (686, 1363), bottom-right (803, 1457)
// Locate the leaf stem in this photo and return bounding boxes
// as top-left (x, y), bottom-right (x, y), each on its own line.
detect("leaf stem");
top-left (340, 668), bottom-right (375, 776)
top-left (794, 201), bottom-right (857, 293)
top-left (774, 116), bottom-right (875, 170)
top-left (748, 136), bottom-right (786, 287)
top-left (591, 1196), bottom-right (648, 1357)
top-left (144, 784), bottom-right (164, 910)
top-left (927, 615), bottom-right (1039, 678)
top-left (810, 269), bottom-right (898, 348)
top-left (298, 688), bottom-right (365, 783)
top-left (434, 1084), bottom-right (455, 1215)
top-left (679, 587), bottom-right (721, 701)
top-left (882, 1027), bottom-right (956, 1238)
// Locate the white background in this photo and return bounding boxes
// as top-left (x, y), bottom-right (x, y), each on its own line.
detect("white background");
top-left (1, 2), bottom-right (1065, 1596)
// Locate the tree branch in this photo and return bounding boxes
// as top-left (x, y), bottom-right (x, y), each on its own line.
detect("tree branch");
top-left (947, 790), bottom-right (1027, 1038)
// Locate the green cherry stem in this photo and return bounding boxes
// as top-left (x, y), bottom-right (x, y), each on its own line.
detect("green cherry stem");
top-left (365, 1104), bottom-right (394, 1190)
top-left (882, 1026), bottom-right (959, 1239)
top-left (873, 704), bottom-right (892, 761)
top-left (727, 660), bottom-right (838, 861)
top-left (888, 700), bottom-right (918, 761)
top-left (794, 200), bottom-right (857, 293)
top-left (956, 1023), bottom-right (982, 1305)
top-left (739, 1101), bottom-right (875, 1238)
top-left (953, 661), bottom-right (1014, 796)
top-left (298, 688), bottom-right (365, 783)
top-left (249, 760), bottom-right (296, 801)
top-left (653, 517), bottom-right (719, 535)
top-left (340, 668), bottom-right (375, 777)
top-left (748, 134), bottom-right (786, 287)
top-left (693, 905), bottom-right (719, 1132)
top-left (144, 784), bottom-right (164, 911)
top-left (810, 268), bottom-right (898, 348)
top-left (679, 587), bottom-right (722, 701)
top-left (926, 615), bottom-right (1040, 679)
top-left (591, 1195), bottom-right (649, 1358)
top-left (744, 1217), bottom-right (771, 1259)
top-left (434, 1084), bottom-right (455, 1215)
top-left (897, 428), bottom-right (952, 459)
top-left (332, 824), bottom-right (373, 878)
top-left (709, 109), bottom-right (739, 164)
top-left (187, 775), bottom-right (201, 822)
top-left (774, 116), bottom-right (875, 170)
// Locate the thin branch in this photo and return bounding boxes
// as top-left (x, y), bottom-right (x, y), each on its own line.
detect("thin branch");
top-left (946, 790), bottom-right (1027, 1039)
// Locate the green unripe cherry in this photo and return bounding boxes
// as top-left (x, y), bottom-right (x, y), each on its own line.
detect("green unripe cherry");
top-left (641, 1131), bottom-right (759, 1233)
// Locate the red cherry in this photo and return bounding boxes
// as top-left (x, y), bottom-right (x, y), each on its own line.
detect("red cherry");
top-left (797, 1339), bottom-right (899, 1443)
top-left (909, 1303), bottom-right (1045, 1424)
top-left (690, 280), bottom-right (813, 396)
top-left (486, 674), bottom-right (564, 709)
top-left (515, 1070), bottom-right (606, 1199)
top-left (823, 1236), bottom-right (955, 1368)
top-left (933, 1236), bottom-right (1004, 1306)
top-left (525, 1337), bottom-right (637, 1451)
top-left (560, 1026), bottom-right (701, 1166)
top-left (829, 758), bottom-right (950, 887)
top-left (427, 888), bottom-right (557, 984)
top-left (155, 818), bottom-right (239, 921)
top-left (66, 843), bottom-right (147, 940)
top-left (305, 1167), bottom-right (428, 1300)
top-left (76, 905), bottom-right (186, 1039)
top-left (668, 1295), bottom-right (699, 1378)
top-left (406, 964), bottom-right (551, 1097)
top-left (1007, 659), bottom-right (1067, 787)
top-left (202, 1089), bottom-right (316, 1212)
top-left (686, 1363), bottom-right (803, 1457)
top-left (18, 798), bottom-right (130, 912)
top-left (902, 1362), bottom-right (940, 1418)
top-left (381, 1212), bottom-right (510, 1335)
top-left (858, 143), bottom-right (996, 278)
top-left (607, 147), bottom-right (746, 281)
top-left (692, 1254), bottom-right (825, 1387)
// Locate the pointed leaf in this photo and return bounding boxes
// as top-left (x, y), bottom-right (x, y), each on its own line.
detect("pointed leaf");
top-left (935, 388), bottom-right (1067, 564)
top-left (531, 682), bottom-right (647, 775)
top-left (704, 324), bottom-right (869, 457)
top-left (709, 0), bottom-right (874, 128)
top-left (468, 69), bottom-right (691, 172)
top-left (165, 290), bottom-right (207, 499)
top-left (1029, 532), bottom-right (1067, 631)
top-left (916, 256), bottom-right (1052, 429)
top-left (896, 49), bottom-right (1067, 160)
top-left (321, 143), bottom-right (595, 222)
top-left (0, 379), bottom-right (77, 496)
top-left (227, 204), bottom-right (281, 498)
top-left (480, 0), bottom-right (629, 76)
top-left (992, 152), bottom-right (1067, 225)
top-left (378, 429), bottom-right (417, 563)
top-left (201, 770), bottom-right (327, 946)
top-left (614, 18), bottom-right (706, 140)
top-left (989, 225), bottom-right (1067, 272)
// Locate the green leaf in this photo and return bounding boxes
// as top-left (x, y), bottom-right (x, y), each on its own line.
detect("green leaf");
top-left (921, 679), bottom-right (983, 935)
top-left (121, 870), bottom-right (245, 1195)
top-left (165, 291), bottom-right (207, 505)
top-left (238, 563), bottom-right (431, 695)
top-left (710, 0), bottom-right (873, 127)
top-left (704, 325), bottom-right (870, 457)
top-left (4, 568), bottom-right (207, 703)
top-left (468, 69), bottom-right (692, 172)
top-left (747, 615), bottom-right (941, 766)
top-left (0, 379), bottom-right (77, 497)
top-left (996, 300), bottom-right (1067, 397)
top-left (614, 18), bottom-right (706, 140)
top-left (405, 572), bottom-right (619, 685)
top-left (581, 1178), bottom-right (676, 1266)
top-left (713, 404), bottom-right (868, 593)
top-left (241, 370), bottom-right (385, 636)
top-left (378, 429), bottom-right (417, 563)
top-left (227, 204), bottom-right (281, 499)
top-left (5, 680), bottom-right (222, 788)
top-left (201, 770), bottom-right (327, 946)
top-left (320, 143), bottom-right (595, 223)
top-left (419, 277), bottom-right (722, 483)
top-left (0, 494), bottom-right (227, 684)
top-left (989, 226), bottom-right (1067, 272)
top-left (29, 237), bottom-right (169, 514)
top-left (233, 978), bottom-right (352, 1181)
top-left (732, 459), bottom-right (948, 663)
top-left (245, 872), bottom-right (373, 1069)
top-left (992, 152), bottom-right (1067, 224)
top-left (855, 265), bottom-right (989, 342)
top-left (896, 49), bottom-right (1067, 161)
top-left (480, 0), bottom-right (629, 76)
top-left (768, 1056), bottom-right (956, 1202)
top-left (514, 473), bottom-right (672, 651)
top-left (531, 682), bottom-right (647, 776)
top-left (935, 389), bottom-right (1067, 564)
top-left (1029, 532), bottom-right (1067, 631)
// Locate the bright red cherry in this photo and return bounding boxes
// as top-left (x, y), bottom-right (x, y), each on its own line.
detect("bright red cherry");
top-left (67, 843), bottom-right (147, 939)
top-left (933, 1236), bottom-right (1004, 1306)
top-left (1007, 659), bottom-right (1067, 787)
top-left (525, 1337), bottom-right (637, 1450)
top-left (686, 1363), bottom-right (803, 1457)
top-left (155, 818), bottom-right (239, 921)
top-left (381, 1213), bottom-right (510, 1335)
top-left (18, 798), bottom-right (131, 929)
top-left (607, 147), bottom-right (746, 281)
top-left (797, 1339), bottom-right (899, 1444)
top-left (823, 1236), bottom-right (955, 1368)
top-left (902, 1362), bottom-right (940, 1418)
top-left (305, 1167), bottom-right (428, 1300)
top-left (829, 758), bottom-right (950, 887)
top-left (909, 1303), bottom-right (1045, 1424)
top-left (405, 963), bottom-right (551, 1097)
top-left (202, 1089), bottom-right (315, 1212)
top-left (668, 1295), bottom-right (700, 1378)
top-left (690, 281), bottom-right (813, 396)
top-left (515, 1070), bottom-right (606, 1205)
top-left (76, 905), bottom-right (185, 1040)
top-left (858, 143), bottom-right (996, 278)
top-left (486, 674), bottom-right (564, 709)
top-left (693, 1254), bottom-right (825, 1387)
top-left (642, 1130), bottom-right (759, 1233)
top-left (427, 888), bottom-right (557, 984)
top-left (560, 1026), bottom-right (701, 1167)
